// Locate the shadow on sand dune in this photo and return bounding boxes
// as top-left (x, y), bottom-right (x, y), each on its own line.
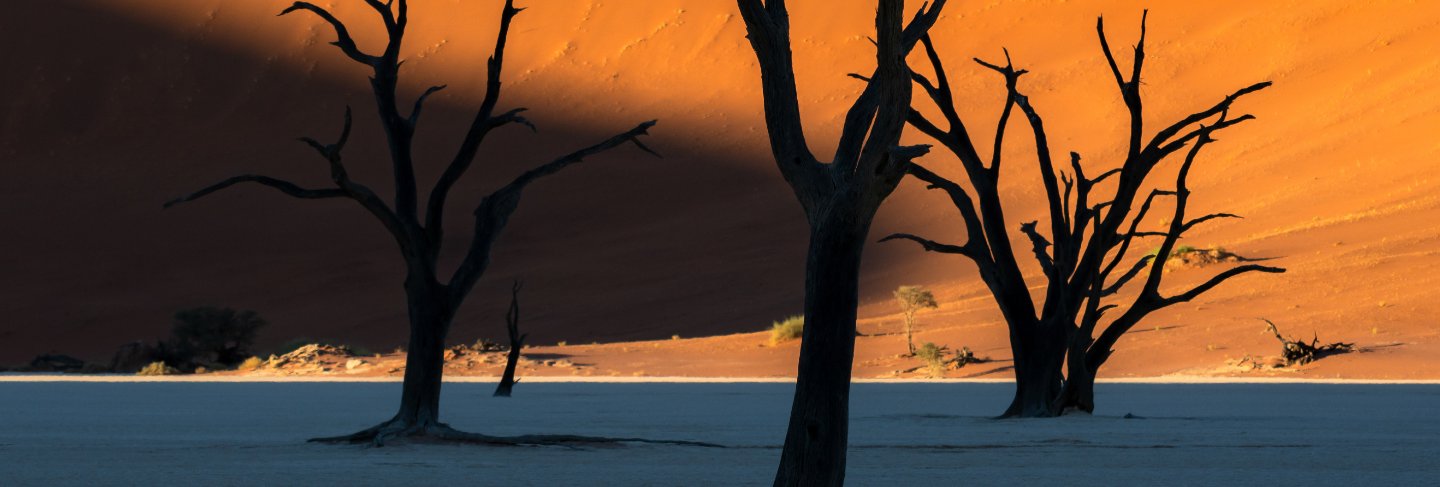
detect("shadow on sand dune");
top-left (0, 0), bottom-right (942, 363)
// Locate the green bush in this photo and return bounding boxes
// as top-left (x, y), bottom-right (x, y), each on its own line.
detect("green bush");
top-left (916, 342), bottom-right (946, 378)
top-left (137, 361), bottom-right (180, 376)
top-left (916, 342), bottom-right (944, 363)
top-left (768, 315), bottom-right (805, 345)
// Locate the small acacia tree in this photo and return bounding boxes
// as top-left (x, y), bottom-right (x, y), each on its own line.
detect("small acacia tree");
top-left (737, 0), bottom-right (947, 484)
top-left (168, 0), bottom-right (658, 444)
top-left (894, 285), bottom-right (938, 354)
top-left (883, 13), bottom-right (1285, 417)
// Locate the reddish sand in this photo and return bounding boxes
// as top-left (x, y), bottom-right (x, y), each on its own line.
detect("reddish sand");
top-left (2, 1), bottom-right (1437, 379)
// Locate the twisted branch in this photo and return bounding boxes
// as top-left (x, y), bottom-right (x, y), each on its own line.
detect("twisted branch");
top-left (448, 121), bottom-right (660, 300)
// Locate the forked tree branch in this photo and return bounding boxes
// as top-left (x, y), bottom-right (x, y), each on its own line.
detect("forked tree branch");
top-left (1020, 221), bottom-right (1056, 277)
top-left (900, 1), bottom-right (948, 52)
top-left (1090, 111), bottom-right (1285, 368)
top-left (1098, 189), bottom-right (1172, 282)
top-left (361, 0), bottom-right (399, 29)
top-left (1101, 255), bottom-right (1153, 296)
top-left (425, 0), bottom-right (530, 247)
top-left (973, 50), bottom-right (1026, 176)
top-left (1095, 11), bottom-right (1146, 159)
top-left (840, 0), bottom-right (943, 185)
top-left (408, 85), bottom-right (448, 126)
top-left (1150, 112), bottom-right (1258, 162)
top-left (1158, 264), bottom-right (1285, 307)
top-left (1145, 82), bottom-right (1270, 158)
top-left (298, 106), bottom-right (353, 162)
top-left (910, 35), bottom-right (985, 170)
top-left (1182, 212), bottom-right (1242, 233)
top-left (878, 233), bottom-right (972, 257)
top-left (901, 32), bottom-right (1044, 323)
top-left (736, 0), bottom-right (822, 183)
top-left (164, 175), bottom-right (347, 208)
top-left (448, 121), bottom-right (660, 300)
top-left (168, 108), bottom-right (413, 255)
top-left (280, 3), bottom-right (379, 66)
top-left (988, 59), bottom-right (1069, 260)
top-left (904, 164), bottom-right (989, 261)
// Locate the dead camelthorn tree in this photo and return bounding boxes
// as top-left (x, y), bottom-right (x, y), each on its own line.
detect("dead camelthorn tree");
top-left (493, 281), bottom-right (525, 397)
top-left (894, 285), bottom-right (939, 354)
top-left (167, 1), bottom-right (663, 445)
top-left (736, 0), bottom-right (947, 484)
top-left (883, 12), bottom-right (1285, 417)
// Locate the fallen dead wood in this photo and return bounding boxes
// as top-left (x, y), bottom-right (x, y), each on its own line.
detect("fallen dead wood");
top-left (1263, 319), bottom-right (1354, 366)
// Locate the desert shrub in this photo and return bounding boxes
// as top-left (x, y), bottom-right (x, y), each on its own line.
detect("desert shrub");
top-left (768, 315), bottom-right (805, 345)
top-left (170, 306), bottom-right (266, 367)
top-left (916, 342), bottom-right (944, 363)
top-left (136, 361), bottom-right (180, 376)
top-left (916, 342), bottom-right (946, 377)
top-left (1146, 244), bottom-right (1199, 260)
top-left (236, 356), bottom-right (264, 371)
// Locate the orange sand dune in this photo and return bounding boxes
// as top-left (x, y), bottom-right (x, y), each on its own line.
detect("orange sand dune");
top-left (2, 1), bottom-right (1437, 378)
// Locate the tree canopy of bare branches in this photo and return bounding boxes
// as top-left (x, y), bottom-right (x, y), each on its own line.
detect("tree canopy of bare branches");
top-left (167, 0), bottom-right (659, 445)
top-left (884, 12), bottom-right (1285, 417)
top-left (737, 0), bottom-right (947, 484)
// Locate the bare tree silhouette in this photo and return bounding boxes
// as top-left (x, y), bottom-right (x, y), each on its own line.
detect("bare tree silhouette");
top-left (883, 12), bottom-right (1285, 417)
top-left (167, 1), bottom-right (662, 445)
top-left (736, 0), bottom-right (947, 484)
top-left (493, 281), bottom-right (525, 397)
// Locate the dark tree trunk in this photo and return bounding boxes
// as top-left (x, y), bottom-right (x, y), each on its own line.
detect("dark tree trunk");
top-left (1058, 365), bottom-right (1097, 414)
top-left (738, 1), bottom-right (947, 482)
top-left (495, 281), bottom-right (524, 397)
top-left (494, 346), bottom-right (521, 397)
top-left (393, 278), bottom-right (452, 426)
top-left (774, 213), bottom-right (869, 487)
top-left (1001, 323), bottom-right (1067, 418)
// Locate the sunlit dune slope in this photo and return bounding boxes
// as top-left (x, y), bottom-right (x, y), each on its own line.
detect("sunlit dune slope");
top-left (1, 0), bottom-right (1437, 376)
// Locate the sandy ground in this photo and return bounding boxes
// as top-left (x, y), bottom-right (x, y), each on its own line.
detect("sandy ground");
top-left (1, 381), bottom-right (1436, 485)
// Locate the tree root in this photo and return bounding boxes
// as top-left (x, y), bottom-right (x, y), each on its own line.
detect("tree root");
top-left (1263, 319), bottom-right (1354, 366)
top-left (308, 418), bottom-right (724, 449)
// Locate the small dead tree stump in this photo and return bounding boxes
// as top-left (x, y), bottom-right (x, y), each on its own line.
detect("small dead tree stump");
top-left (494, 281), bottom-right (526, 397)
top-left (1263, 319), bottom-right (1354, 366)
